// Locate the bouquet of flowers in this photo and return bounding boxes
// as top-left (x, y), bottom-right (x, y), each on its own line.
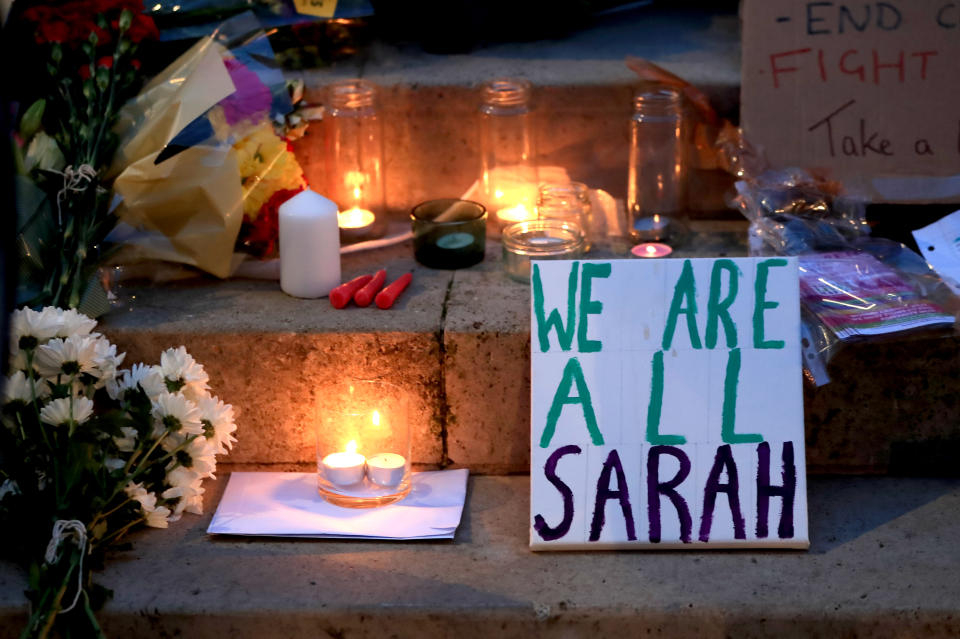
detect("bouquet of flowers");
top-left (12, 1), bottom-right (158, 315)
top-left (0, 307), bottom-right (237, 637)
top-left (108, 11), bottom-right (307, 274)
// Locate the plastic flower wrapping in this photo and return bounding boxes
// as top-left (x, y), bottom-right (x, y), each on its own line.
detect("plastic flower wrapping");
top-left (0, 307), bottom-right (236, 636)
top-left (107, 11), bottom-right (306, 277)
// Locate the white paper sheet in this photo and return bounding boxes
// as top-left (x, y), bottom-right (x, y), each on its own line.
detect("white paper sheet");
top-left (207, 470), bottom-right (469, 540)
top-left (913, 210), bottom-right (960, 296)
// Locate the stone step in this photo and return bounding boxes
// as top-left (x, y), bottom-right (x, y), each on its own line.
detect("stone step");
top-left (2, 472), bottom-right (960, 637)
top-left (289, 6), bottom-right (741, 217)
top-left (98, 222), bottom-right (960, 475)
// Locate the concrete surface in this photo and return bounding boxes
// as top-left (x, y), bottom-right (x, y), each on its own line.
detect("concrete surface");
top-left (98, 222), bottom-right (960, 475)
top-left (291, 7), bottom-right (740, 216)
top-left (2, 472), bottom-right (960, 637)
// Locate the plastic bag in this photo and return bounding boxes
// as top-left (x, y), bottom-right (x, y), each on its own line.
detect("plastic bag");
top-left (733, 170), bottom-right (958, 386)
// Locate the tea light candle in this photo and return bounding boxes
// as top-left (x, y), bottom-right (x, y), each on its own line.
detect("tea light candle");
top-left (366, 453), bottom-right (407, 487)
top-left (321, 440), bottom-right (366, 486)
top-left (496, 203), bottom-right (535, 226)
top-left (632, 242), bottom-right (673, 258)
top-left (338, 207), bottom-right (375, 231)
top-left (279, 189), bottom-right (341, 298)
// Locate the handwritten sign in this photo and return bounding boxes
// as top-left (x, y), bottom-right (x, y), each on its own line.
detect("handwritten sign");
top-left (741, 0), bottom-right (960, 202)
top-left (529, 258), bottom-right (809, 550)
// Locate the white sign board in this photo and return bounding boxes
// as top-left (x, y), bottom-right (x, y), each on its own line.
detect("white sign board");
top-left (529, 258), bottom-right (809, 550)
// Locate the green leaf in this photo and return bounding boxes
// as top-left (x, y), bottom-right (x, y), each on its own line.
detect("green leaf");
top-left (19, 100), bottom-right (45, 140)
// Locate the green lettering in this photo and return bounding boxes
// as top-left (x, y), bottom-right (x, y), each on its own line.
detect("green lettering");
top-left (533, 262), bottom-right (579, 353)
top-left (661, 260), bottom-right (702, 350)
top-left (720, 348), bottom-right (763, 443)
top-left (753, 259), bottom-right (788, 349)
top-left (539, 357), bottom-right (605, 448)
top-left (705, 259), bottom-right (740, 349)
top-left (577, 263), bottom-right (611, 353)
top-left (646, 350), bottom-right (686, 445)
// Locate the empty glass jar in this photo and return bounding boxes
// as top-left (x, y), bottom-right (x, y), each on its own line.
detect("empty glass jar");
top-left (536, 182), bottom-right (592, 251)
top-left (626, 87), bottom-right (686, 243)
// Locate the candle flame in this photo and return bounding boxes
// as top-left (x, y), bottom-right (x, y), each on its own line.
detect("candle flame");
top-left (345, 440), bottom-right (358, 454)
top-left (372, 410), bottom-right (381, 427)
top-left (494, 189), bottom-right (504, 200)
top-left (653, 214), bottom-right (660, 224)
top-left (646, 245), bottom-right (657, 255)
top-left (353, 186), bottom-right (362, 200)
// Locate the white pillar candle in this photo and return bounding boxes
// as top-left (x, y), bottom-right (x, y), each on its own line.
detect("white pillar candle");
top-left (322, 450), bottom-right (366, 486)
top-left (279, 189), bottom-right (341, 298)
top-left (366, 453), bottom-right (407, 488)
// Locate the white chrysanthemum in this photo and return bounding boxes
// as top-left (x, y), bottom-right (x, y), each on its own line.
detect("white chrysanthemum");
top-left (124, 482), bottom-right (171, 529)
top-left (34, 334), bottom-right (100, 379)
top-left (39, 396), bottom-right (95, 427)
top-left (0, 479), bottom-right (19, 501)
top-left (162, 466), bottom-right (205, 520)
top-left (3, 371), bottom-right (49, 405)
top-left (151, 392), bottom-right (203, 436)
top-left (159, 346), bottom-right (210, 401)
top-left (197, 396), bottom-right (237, 454)
top-left (90, 335), bottom-right (125, 385)
top-left (11, 307), bottom-right (62, 346)
top-left (107, 364), bottom-right (165, 401)
top-left (114, 426), bottom-right (138, 453)
top-left (55, 308), bottom-right (97, 338)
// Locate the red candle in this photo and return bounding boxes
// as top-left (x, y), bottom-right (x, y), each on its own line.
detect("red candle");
top-left (329, 274), bottom-right (373, 309)
top-left (354, 268), bottom-right (387, 307)
top-left (375, 272), bottom-right (413, 310)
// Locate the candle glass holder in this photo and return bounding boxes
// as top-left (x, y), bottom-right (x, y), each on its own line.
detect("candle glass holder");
top-left (316, 380), bottom-right (412, 508)
top-left (323, 79), bottom-right (386, 237)
top-left (411, 199), bottom-right (487, 269)
top-left (479, 78), bottom-right (538, 234)
top-left (502, 219), bottom-right (585, 283)
top-left (626, 87), bottom-right (686, 243)
top-left (536, 182), bottom-right (593, 252)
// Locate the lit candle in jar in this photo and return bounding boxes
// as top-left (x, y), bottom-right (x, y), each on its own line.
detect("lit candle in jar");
top-left (496, 203), bottom-right (536, 225)
top-left (366, 453), bottom-right (407, 487)
top-left (321, 440), bottom-right (366, 486)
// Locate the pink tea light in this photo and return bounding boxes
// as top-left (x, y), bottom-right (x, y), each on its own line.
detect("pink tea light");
top-left (631, 242), bottom-right (673, 258)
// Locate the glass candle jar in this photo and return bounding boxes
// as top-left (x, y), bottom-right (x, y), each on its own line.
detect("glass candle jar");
top-left (502, 220), bottom-right (585, 283)
top-left (479, 78), bottom-right (538, 228)
top-left (323, 79), bottom-right (386, 230)
top-left (626, 87), bottom-right (686, 243)
top-left (536, 182), bottom-right (592, 251)
top-left (316, 380), bottom-right (412, 508)
top-left (411, 199), bottom-right (486, 269)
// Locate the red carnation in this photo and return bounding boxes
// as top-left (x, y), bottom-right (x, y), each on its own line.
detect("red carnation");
top-left (126, 13), bottom-right (159, 44)
top-left (35, 20), bottom-right (71, 44)
top-left (238, 188), bottom-right (303, 259)
top-left (97, 56), bottom-right (113, 69)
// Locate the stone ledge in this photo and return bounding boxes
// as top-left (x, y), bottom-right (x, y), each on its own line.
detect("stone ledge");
top-left (290, 6), bottom-right (741, 216)
top-left (97, 222), bottom-right (960, 474)
top-left (2, 472), bottom-right (960, 638)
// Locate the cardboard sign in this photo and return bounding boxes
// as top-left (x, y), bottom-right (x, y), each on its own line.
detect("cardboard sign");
top-left (741, 0), bottom-right (960, 202)
top-left (529, 258), bottom-right (809, 550)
